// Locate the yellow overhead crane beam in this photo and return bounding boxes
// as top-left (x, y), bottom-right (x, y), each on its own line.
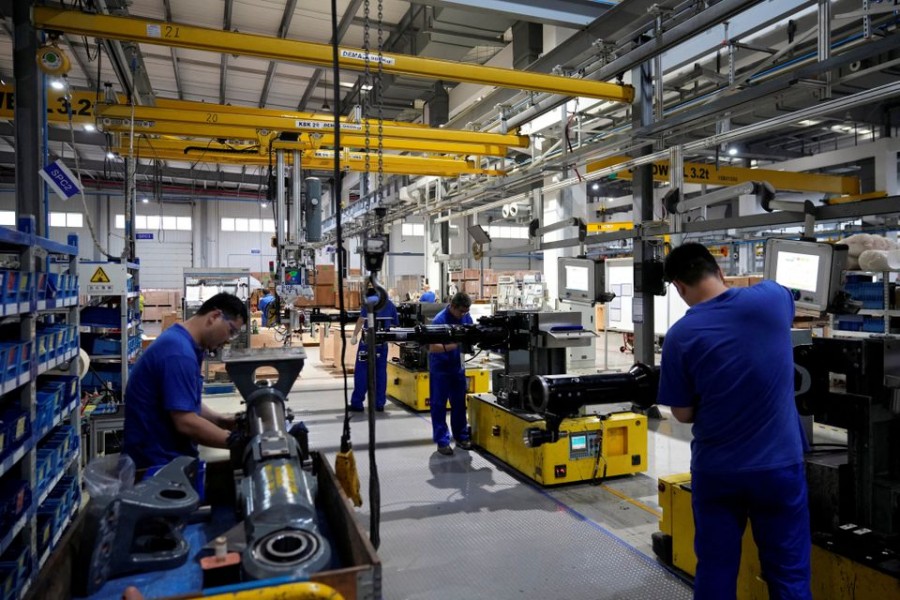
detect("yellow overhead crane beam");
top-left (104, 120), bottom-right (513, 156)
top-left (587, 156), bottom-right (860, 195)
top-left (115, 140), bottom-right (506, 177)
top-left (34, 7), bottom-right (633, 102)
top-left (95, 103), bottom-right (528, 147)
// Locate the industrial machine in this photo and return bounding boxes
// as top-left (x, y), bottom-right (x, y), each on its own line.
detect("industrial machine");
top-left (652, 239), bottom-right (900, 597)
top-left (386, 301), bottom-right (490, 411)
top-left (379, 311), bottom-right (657, 485)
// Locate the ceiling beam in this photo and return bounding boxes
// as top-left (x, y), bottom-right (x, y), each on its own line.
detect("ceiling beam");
top-left (410, 0), bottom-right (607, 28)
top-left (220, 0), bottom-right (233, 105)
top-left (162, 0), bottom-right (184, 100)
top-left (297, 0), bottom-right (363, 112)
top-left (258, 0), bottom-right (298, 108)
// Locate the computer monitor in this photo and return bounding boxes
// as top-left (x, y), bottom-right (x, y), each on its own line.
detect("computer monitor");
top-left (763, 239), bottom-right (848, 312)
top-left (558, 257), bottom-right (607, 304)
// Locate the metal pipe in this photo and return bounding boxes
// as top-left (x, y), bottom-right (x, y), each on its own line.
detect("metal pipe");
top-left (291, 150), bottom-right (301, 244)
top-left (276, 148), bottom-right (286, 251)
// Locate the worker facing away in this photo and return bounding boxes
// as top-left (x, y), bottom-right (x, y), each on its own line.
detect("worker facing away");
top-left (123, 293), bottom-right (248, 474)
top-left (349, 288), bottom-right (400, 412)
top-left (428, 291), bottom-right (474, 455)
top-left (257, 288), bottom-right (277, 327)
top-left (419, 284), bottom-right (436, 303)
top-left (657, 243), bottom-right (811, 600)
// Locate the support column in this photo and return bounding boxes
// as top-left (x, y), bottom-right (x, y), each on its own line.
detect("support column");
top-left (632, 55), bottom-right (656, 366)
top-left (14, 0), bottom-right (43, 234)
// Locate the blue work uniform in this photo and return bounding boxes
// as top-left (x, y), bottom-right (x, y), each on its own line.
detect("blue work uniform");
top-left (123, 323), bottom-right (205, 471)
top-left (258, 293), bottom-right (275, 327)
top-left (419, 290), bottom-right (436, 303)
top-left (429, 307), bottom-right (473, 447)
top-left (350, 297), bottom-right (399, 410)
top-left (657, 280), bottom-right (811, 600)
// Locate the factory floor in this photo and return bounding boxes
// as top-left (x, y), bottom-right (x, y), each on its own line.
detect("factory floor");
top-left (200, 334), bottom-right (696, 599)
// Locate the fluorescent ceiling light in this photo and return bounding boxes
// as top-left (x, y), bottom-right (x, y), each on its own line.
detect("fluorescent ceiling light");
top-left (84, 123), bottom-right (96, 132)
top-left (50, 79), bottom-right (65, 90)
top-left (106, 151), bottom-right (116, 159)
top-left (797, 119), bottom-right (821, 126)
top-left (727, 147), bottom-right (738, 156)
top-left (141, 198), bottom-right (149, 203)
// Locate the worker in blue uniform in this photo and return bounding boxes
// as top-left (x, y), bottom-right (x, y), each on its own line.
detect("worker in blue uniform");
top-left (124, 293), bottom-right (248, 473)
top-left (419, 284), bottom-right (436, 303)
top-left (257, 289), bottom-right (277, 327)
top-left (428, 291), bottom-right (474, 455)
top-left (349, 288), bottom-right (399, 412)
top-left (657, 243), bottom-right (811, 600)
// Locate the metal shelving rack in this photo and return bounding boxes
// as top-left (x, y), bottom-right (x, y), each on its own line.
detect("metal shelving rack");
top-left (77, 260), bottom-right (142, 396)
top-left (832, 271), bottom-right (898, 339)
top-left (0, 220), bottom-right (81, 599)
top-left (183, 268), bottom-right (251, 349)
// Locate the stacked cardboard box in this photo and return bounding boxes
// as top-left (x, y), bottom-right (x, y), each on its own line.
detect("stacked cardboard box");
top-left (142, 289), bottom-right (183, 322)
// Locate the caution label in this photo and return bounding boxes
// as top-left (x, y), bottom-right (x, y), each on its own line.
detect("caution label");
top-left (90, 267), bottom-right (111, 283)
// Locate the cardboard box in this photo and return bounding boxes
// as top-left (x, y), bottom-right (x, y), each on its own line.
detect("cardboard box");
top-left (315, 286), bottom-right (336, 307)
top-left (251, 328), bottom-right (281, 349)
top-left (747, 276), bottom-right (764, 286)
top-left (595, 304), bottom-right (606, 332)
top-left (724, 276), bottom-right (749, 288)
top-left (464, 281), bottom-right (480, 295)
top-left (329, 324), bottom-right (358, 371)
top-left (463, 268), bottom-right (480, 280)
top-left (142, 306), bottom-right (165, 321)
top-left (161, 311), bottom-right (182, 332)
top-left (315, 264), bottom-right (336, 285)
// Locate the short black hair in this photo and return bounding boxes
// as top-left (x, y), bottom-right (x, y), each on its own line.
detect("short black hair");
top-left (450, 291), bottom-right (472, 309)
top-left (196, 293), bottom-right (248, 323)
top-left (664, 243), bottom-right (720, 285)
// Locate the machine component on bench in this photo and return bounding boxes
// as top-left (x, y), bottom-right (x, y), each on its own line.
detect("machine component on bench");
top-left (224, 348), bottom-right (332, 581)
top-left (526, 363), bottom-right (659, 447)
top-left (75, 457), bottom-right (201, 596)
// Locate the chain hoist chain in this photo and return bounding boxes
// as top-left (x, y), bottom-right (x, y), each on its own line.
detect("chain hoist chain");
top-left (363, 0), bottom-right (372, 202)
top-left (376, 0), bottom-right (384, 212)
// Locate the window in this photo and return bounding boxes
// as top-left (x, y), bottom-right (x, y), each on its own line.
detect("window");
top-left (263, 219), bottom-right (275, 233)
top-left (49, 212), bottom-right (83, 228)
top-left (248, 218), bottom-right (262, 232)
top-left (486, 225), bottom-right (528, 239)
top-left (221, 218), bottom-right (235, 231)
top-left (115, 213), bottom-right (193, 231)
top-left (401, 222), bottom-right (425, 237)
top-left (0, 211), bottom-right (16, 226)
top-left (234, 218), bottom-right (249, 232)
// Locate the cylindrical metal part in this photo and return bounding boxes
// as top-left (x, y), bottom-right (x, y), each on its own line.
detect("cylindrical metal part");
top-left (528, 363), bottom-right (659, 415)
top-left (246, 390), bottom-right (287, 438)
top-left (276, 150), bottom-right (286, 249)
top-left (291, 150), bottom-right (302, 244)
top-left (305, 177), bottom-right (323, 242)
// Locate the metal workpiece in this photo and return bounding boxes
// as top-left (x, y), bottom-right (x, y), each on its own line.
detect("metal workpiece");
top-left (222, 349), bottom-right (331, 580)
top-left (528, 363), bottom-right (660, 417)
top-left (75, 457), bottom-right (202, 596)
top-left (34, 6), bottom-right (634, 102)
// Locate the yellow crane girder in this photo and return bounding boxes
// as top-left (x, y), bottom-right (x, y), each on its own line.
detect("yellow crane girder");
top-left (34, 7), bottom-right (634, 102)
top-left (0, 83), bottom-right (122, 125)
top-left (95, 103), bottom-right (528, 147)
top-left (116, 142), bottom-right (506, 177)
top-left (586, 156), bottom-right (860, 195)
top-left (104, 120), bottom-right (512, 156)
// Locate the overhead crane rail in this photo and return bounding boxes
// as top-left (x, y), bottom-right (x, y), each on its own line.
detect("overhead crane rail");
top-left (33, 6), bottom-right (634, 102)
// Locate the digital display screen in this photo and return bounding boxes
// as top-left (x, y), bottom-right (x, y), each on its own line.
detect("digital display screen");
top-left (565, 265), bottom-right (590, 292)
top-left (775, 251), bottom-right (820, 292)
top-left (570, 435), bottom-right (587, 451)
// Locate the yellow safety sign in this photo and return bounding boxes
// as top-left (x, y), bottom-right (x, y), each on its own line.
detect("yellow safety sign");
top-left (90, 267), bottom-right (111, 283)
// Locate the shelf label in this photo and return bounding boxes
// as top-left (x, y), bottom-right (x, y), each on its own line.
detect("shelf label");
top-left (90, 267), bottom-right (111, 283)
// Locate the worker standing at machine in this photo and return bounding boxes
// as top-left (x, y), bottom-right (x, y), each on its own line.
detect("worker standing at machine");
top-left (123, 293), bottom-right (248, 473)
top-left (428, 292), bottom-right (474, 455)
top-left (657, 243), bottom-right (810, 600)
top-left (419, 283), bottom-right (436, 303)
top-left (257, 287), bottom-right (277, 327)
top-left (349, 288), bottom-right (400, 412)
